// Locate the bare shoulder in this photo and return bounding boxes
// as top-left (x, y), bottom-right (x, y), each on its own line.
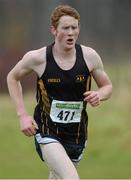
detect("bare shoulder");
top-left (21, 46), bottom-right (46, 77)
top-left (81, 45), bottom-right (104, 71)
top-left (7, 46), bottom-right (46, 79)
top-left (23, 47), bottom-right (46, 66)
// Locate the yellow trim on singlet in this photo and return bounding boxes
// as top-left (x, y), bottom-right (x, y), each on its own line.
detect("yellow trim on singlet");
top-left (86, 74), bottom-right (92, 91)
top-left (76, 74), bottom-right (92, 144)
top-left (76, 123), bottom-right (81, 144)
top-left (38, 79), bottom-right (50, 114)
top-left (38, 79), bottom-right (51, 135)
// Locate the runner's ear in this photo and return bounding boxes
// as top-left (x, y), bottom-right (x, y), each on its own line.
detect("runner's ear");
top-left (51, 26), bottom-right (57, 36)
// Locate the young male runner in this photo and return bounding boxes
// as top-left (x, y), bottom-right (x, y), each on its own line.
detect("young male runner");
top-left (7, 5), bottom-right (112, 179)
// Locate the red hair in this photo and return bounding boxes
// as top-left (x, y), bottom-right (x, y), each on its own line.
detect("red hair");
top-left (51, 5), bottom-right (80, 28)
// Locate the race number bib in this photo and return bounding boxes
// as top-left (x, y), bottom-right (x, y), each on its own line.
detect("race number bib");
top-left (50, 100), bottom-right (83, 124)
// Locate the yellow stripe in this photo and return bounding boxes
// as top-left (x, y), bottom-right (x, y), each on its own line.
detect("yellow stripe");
top-left (86, 74), bottom-right (92, 91)
top-left (45, 118), bottom-right (49, 135)
top-left (57, 127), bottom-right (59, 135)
top-left (76, 123), bottom-right (80, 144)
top-left (42, 124), bottom-right (44, 134)
top-left (76, 75), bottom-right (91, 144)
top-left (38, 79), bottom-right (50, 135)
top-left (38, 79), bottom-right (50, 114)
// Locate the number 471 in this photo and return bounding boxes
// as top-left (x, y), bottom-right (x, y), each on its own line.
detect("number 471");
top-left (57, 110), bottom-right (75, 121)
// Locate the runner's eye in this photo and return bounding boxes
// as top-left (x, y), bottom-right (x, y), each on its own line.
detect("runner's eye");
top-left (72, 26), bottom-right (77, 30)
top-left (63, 26), bottom-right (69, 30)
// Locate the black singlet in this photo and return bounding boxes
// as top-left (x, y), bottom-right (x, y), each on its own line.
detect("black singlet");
top-left (34, 43), bottom-right (92, 146)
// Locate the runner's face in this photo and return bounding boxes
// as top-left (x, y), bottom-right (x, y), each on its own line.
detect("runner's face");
top-left (53, 16), bottom-right (80, 50)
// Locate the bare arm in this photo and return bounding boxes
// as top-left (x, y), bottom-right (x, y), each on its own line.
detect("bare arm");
top-left (7, 51), bottom-right (39, 136)
top-left (83, 47), bottom-right (112, 106)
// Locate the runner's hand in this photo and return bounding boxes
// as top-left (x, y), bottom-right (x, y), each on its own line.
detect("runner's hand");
top-left (19, 114), bottom-right (38, 136)
top-left (83, 91), bottom-right (100, 107)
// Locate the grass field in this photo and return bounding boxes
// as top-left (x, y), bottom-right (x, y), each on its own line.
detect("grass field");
top-left (0, 63), bottom-right (131, 179)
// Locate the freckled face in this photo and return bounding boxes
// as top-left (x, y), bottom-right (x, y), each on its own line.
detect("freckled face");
top-left (52, 16), bottom-right (80, 50)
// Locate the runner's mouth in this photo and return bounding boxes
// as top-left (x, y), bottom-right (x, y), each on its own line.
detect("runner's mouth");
top-left (67, 39), bottom-right (74, 43)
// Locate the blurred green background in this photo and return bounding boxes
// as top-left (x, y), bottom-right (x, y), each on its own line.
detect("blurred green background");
top-left (0, 0), bottom-right (131, 179)
top-left (1, 64), bottom-right (131, 179)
